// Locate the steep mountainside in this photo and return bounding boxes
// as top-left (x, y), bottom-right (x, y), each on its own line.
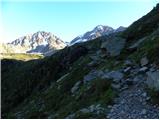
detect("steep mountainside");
top-left (1, 4), bottom-right (159, 119)
top-left (70, 25), bottom-right (126, 45)
top-left (0, 31), bottom-right (66, 56)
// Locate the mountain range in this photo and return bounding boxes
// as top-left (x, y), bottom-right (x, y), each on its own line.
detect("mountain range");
top-left (1, 4), bottom-right (159, 119)
top-left (0, 31), bottom-right (66, 56)
top-left (70, 25), bottom-right (126, 45)
top-left (0, 25), bottom-right (125, 56)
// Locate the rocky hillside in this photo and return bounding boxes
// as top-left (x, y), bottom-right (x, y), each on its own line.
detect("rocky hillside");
top-left (0, 31), bottom-right (66, 56)
top-left (1, 4), bottom-right (159, 119)
top-left (70, 25), bottom-right (126, 45)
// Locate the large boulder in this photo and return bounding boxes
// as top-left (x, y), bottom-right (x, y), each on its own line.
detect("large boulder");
top-left (83, 70), bottom-right (104, 83)
top-left (102, 71), bottom-right (124, 83)
top-left (101, 37), bottom-right (126, 56)
top-left (140, 57), bottom-right (149, 66)
top-left (128, 37), bottom-right (146, 50)
top-left (146, 70), bottom-right (159, 90)
top-left (71, 81), bottom-right (82, 94)
top-left (56, 73), bottom-right (70, 83)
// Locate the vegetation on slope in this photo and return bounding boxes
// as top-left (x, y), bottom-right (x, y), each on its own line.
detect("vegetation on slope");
top-left (1, 4), bottom-right (159, 119)
top-left (0, 53), bottom-right (43, 61)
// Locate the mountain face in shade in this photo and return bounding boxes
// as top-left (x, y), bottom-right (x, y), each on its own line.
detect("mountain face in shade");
top-left (70, 25), bottom-right (126, 45)
top-left (1, 4), bottom-right (159, 119)
top-left (1, 31), bottom-right (67, 55)
top-left (114, 26), bottom-right (126, 32)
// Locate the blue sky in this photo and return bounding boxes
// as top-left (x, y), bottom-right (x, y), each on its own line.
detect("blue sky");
top-left (1, 0), bottom-right (158, 43)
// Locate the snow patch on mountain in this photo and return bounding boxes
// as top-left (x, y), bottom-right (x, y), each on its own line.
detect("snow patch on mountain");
top-left (1, 31), bottom-right (67, 55)
top-left (70, 25), bottom-right (126, 46)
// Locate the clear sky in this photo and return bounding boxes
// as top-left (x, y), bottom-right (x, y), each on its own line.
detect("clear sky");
top-left (0, 0), bottom-right (158, 43)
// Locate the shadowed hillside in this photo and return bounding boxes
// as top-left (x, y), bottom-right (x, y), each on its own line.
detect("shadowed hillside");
top-left (1, 4), bottom-right (159, 119)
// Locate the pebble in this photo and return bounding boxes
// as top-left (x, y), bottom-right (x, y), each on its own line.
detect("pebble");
top-left (142, 92), bottom-right (147, 97)
top-left (123, 67), bottom-right (131, 73)
top-left (149, 67), bottom-right (155, 72)
top-left (140, 109), bottom-right (147, 115)
top-left (107, 105), bottom-right (112, 109)
top-left (111, 84), bottom-right (121, 90)
top-left (139, 67), bottom-right (148, 72)
top-left (125, 79), bottom-right (134, 85)
top-left (146, 97), bottom-right (150, 101)
top-left (107, 86), bottom-right (158, 119)
top-left (120, 85), bottom-right (128, 91)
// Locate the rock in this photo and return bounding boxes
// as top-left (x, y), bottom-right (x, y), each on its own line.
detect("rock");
top-left (96, 50), bottom-right (108, 58)
top-left (71, 81), bottom-right (81, 94)
top-left (87, 61), bottom-right (98, 67)
top-left (83, 70), bottom-right (104, 83)
top-left (80, 108), bottom-right (90, 113)
top-left (107, 105), bottom-right (112, 109)
top-left (133, 76), bottom-right (139, 82)
top-left (90, 55), bottom-right (99, 61)
top-left (15, 111), bottom-right (23, 119)
top-left (83, 69), bottom-right (124, 84)
top-left (101, 74), bottom-right (111, 80)
top-left (89, 105), bottom-right (95, 112)
top-left (111, 83), bottom-right (121, 90)
top-left (120, 85), bottom-right (128, 91)
top-left (102, 70), bottom-right (124, 83)
top-left (142, 102), bottom-right (147, 105)
top-left (83, 72), bottom-right (97, 83)
top-left (146, 71), bottom-right (159, 90)
top-left (56, 73), bottom-right (70, 83)
top-left (142, 92), bottom-right (147, 97)
top-left (128, 37), bottom-right (146, 50)
top-left (140, 57), bottom-right (149, 66)
top-left (123, 67), bottom-right (131, 73)
top-left (65, 113), bottom-right (75, 119)
top-left (139, 67), bottom-right (148, 72)
top-left (96, 50), bottom-right (101, 55)
top-left (79, 104), bottom-right (106, 116)
top-left (146, 96), bottom-right (150, 101)
top-left (133, 75), bottom-right (145, 84)
top-left (125, 79), bottom-right (133, 85)
top-left (47, 113), bottom-right (59, 119)
top-left (108, 71), bottom-right (124, 82)
top-left (149, 67), bottom-right (156, 72)
top-left (140, 109), bottom-right (147, 115)
top-left (100, 37), bottom-right (126, 56)
top-left (120, 100), bottom-right (125, 104)
top-left (124, 60), bottom-right (132, 66)
top-left (114, 61), bottom-right (120, 66)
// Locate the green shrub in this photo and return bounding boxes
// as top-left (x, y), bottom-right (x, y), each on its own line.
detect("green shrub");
top-left (146, 88), bottom-right (159, 105)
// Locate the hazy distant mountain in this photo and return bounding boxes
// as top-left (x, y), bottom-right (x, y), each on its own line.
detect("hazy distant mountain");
top-left (0, 31), bottom-right (66, 56)
top-left (70, 25), bottom-right (126, 45)
top-left (114, 26), bottom-right (126, 32)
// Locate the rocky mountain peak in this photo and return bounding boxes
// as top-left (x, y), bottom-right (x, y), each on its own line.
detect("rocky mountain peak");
top-left (70, 25), bottom-right (125, 45)
top-left (93, 25), bottom-right (114, 32)
top-left (115, 26), bottom-right (126, 32)
top-left (1, 31), bottom-right (66, 55)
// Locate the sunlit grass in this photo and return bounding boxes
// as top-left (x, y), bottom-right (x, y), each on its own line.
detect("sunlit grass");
top-left (0, 53), bottom-right (44, 61)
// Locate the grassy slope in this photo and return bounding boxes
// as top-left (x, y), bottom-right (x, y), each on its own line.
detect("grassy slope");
top-left (1, 4), bottom-right (159, 119)
top-left (0, 53), bottom-right (43, 61)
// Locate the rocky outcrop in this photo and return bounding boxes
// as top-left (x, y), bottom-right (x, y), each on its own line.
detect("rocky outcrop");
top-left (140, 57), bottom-right (149, 66)
top-left (100, 37), bottom-right (126, 56)
top-left (146, 71), bottom-right (159, 91)
top-left (1, 3), bottom-right (159, 119)
top-left (70, 25), bottom-right (126, 45)
top-left (66, 104), bottom-right (107, 119)
top-left (0, 31), bottom-right (66, 56)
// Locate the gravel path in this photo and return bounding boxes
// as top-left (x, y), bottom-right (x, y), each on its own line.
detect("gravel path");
top-left (107, 84), bottom-right (159, 119)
